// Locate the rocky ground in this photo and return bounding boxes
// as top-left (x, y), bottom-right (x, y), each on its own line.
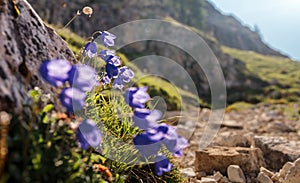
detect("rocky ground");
top-left (169, 103), bottom-right (300, 183)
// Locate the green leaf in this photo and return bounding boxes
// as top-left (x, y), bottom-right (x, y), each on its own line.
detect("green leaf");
top-left (32, 153), bottom-right (42, 170)
top-left (42, 104), bottom-right (54, 113)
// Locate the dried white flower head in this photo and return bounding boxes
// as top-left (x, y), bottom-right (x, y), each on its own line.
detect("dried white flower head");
top-left (82, 6), bottom-right (93, 17)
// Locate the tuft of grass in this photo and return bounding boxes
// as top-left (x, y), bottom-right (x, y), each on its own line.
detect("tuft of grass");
top-left (226, 101), bottom-right (253, 112)
top-left (137, 76), bottom-right (202, 110)
top-left (85, 89), bottom-right (185, 182)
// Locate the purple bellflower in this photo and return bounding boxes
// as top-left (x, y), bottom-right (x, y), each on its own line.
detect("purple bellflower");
top-left (106, 55), bottom-right (121, 66)
top-left (133, 131), bottom-right (162, 158)
top-left (83, 41), bottom-right (97, 58)
top-left (76, 119), bottom-right (102, 150)
top-left (113, 66), bottom-right (134, 89)
top-left (69, 64), bottom-right (98, 92)
top-left (59, 87), bottom-right (86, 113)
top-left (99, 50), bottom-right (115, 61)
top-left (100, 31), bottom-right (116, 47)
top-left (172, 136), bottom-right (189, 157)
top-left (133, 108), bottom-right (161, 130)
top-left (39, 59), bottom-right (74, 87)
top-left (124, 87), bottom-right (150, 108)
top-left (105, 63), bottom-right (119, 79)
top-left (153, 124), bottom-right (188, 156)
top-left (133, 123), bottom-right (188, 157)
top-left (154, 155), bottom-right (173, 176)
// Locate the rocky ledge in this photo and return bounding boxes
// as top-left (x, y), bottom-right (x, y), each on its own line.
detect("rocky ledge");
top-left (173, 103), bottom-right (300, 183)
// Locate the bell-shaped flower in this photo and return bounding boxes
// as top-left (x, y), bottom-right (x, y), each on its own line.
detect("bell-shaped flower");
top-left (69, 64), bottom-right (98, 92)
top-left (105, 63), bottom-right (119, 79)
top-left (133, 131), bottom-right (162, 158)
top-left (153, 124), bottom-right (189, 156)
top-left (106, 55), bottom-right (121, 66)
top-left (133, 108), bottom-right (161, 130)
top-left (59, 87), bottom-right (86, 113)
top-left (133, 123), bottom-right (189, 158)
top-left (113, 66), bottom-right (134, 89)
top-left (154, 155), bottom-right (173, 176)
top-left (76, 119), bottom-right (102, 150)
top-left (100, 31), bottom-right (116, 47)
top-left (39, 59), bottom-right (74, 87)
top-left (124, 87), bottom-right (150, 108)
top-left (83, 41), bottom-right (97, 58)
top-left (99, 50), bottom-right (115, 61)
top-left (172, 136), bottom-right (189, 157)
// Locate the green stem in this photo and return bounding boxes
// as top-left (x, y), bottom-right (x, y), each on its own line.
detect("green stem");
top-left (64, 14), bottom-right (79, 28)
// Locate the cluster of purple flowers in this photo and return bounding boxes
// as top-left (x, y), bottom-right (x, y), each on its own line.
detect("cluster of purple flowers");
top-left (39, 30), bottom-right (188, 177)
top-left (39, 59), bottom-right (98, 113)
top-left (83, 31), bottom-right (134, 90)
top-left (39, 59), bottom-right (102, 150)
top-left (124, 87), bottom-right (188, 176)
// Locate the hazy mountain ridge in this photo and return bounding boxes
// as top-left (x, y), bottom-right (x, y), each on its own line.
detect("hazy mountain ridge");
top-left (28, 0), bottom-right (286, 57)
top-left (203, 2), bottom-right (287, 57)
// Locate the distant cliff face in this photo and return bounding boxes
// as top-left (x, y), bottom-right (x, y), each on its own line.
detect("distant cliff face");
top-left (28, 0), bottom-right (287, 58)
top-left (25, 0), bottom-right (271, 103)
top-left (203, 2), bottom-right (287, 57)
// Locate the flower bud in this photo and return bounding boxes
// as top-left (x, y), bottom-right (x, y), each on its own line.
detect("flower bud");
top-left (82, 6), bottom-right (93, 17)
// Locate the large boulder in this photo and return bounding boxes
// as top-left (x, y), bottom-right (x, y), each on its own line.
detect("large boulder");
top-left (195, 146), bottom-right (266, 175)
top-left (0, 0), bottom-right (76, 114)
top-left (254, 136), bottom-right (300, 171)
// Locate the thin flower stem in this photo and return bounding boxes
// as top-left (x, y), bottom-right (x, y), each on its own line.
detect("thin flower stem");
top-left (91, 31), bottom-right (102, 41)
top-left (64, 14), bottom-right (79, 28)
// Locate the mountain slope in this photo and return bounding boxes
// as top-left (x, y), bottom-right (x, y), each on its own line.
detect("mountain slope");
top-left (28, 0), bottom-right (299, 106)
top-left (203, 1), bottom-right (287, 58)
top-left (222, 47), bottom-right (300, 102)
top-left (28, 0), bottom-right (285, 58)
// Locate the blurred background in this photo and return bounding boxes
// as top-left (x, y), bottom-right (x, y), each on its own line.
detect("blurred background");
top-left (209, 0), bottom-right (300, 61)
top-left (28, 0), bottom-right (300, 110)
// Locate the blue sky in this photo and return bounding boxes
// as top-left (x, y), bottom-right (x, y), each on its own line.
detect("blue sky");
top-left (208, 0), bottom-right (300, 61)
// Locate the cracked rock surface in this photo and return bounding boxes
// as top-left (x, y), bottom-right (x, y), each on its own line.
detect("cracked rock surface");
top-left (0, 0), bottom-right (75, 114)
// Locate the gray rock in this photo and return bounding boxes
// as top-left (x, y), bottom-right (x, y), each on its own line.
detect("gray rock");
top-left (260, 167), bottom-right (274, 178)
top-left (262, 122), bottom-right (295, 133)
top-left (278, 162), bottom-right (294, 178)
top-left (212, 132), bottom-right (252, 147)
top-left (257, 172), bottom-right (273, 183)
top-left (227, 165), bottom-right (246, 183)
top-left (200, 177), bottom-right (217, 183)
top-left (212, 171), bottom-right (223, 182)
top-left (196, 171), bottom-right (207, 179)
top-left (180, 168), bottom-right (196, 178)
top-left (254, 136), bottom-right (300, 170)
top-left (221, 120), bottom-right (243, 129)
top-left (0, 0), bottom-right (76, 114)
top-left (285, 158), bottom-right (300, 183)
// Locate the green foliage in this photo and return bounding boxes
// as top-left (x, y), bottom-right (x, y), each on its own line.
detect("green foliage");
top-left (222, 46), bottom-right (300, 104)
top-left (5, 86), bottom-right (185, 182)
top-left (51, 25), bottom-right (87, 59)
top-left (4, 89), bottom-right (108, 183)
top-left (84, 89), bottom-right (185, 182)
top-left (226, 102), bottom-right (253, 112)
top-left (137, 76), bottom-right (202, 110)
